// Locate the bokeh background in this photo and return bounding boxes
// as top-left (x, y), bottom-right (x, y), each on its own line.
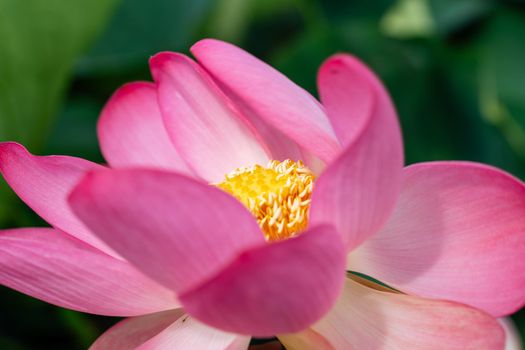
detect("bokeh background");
top-left (1, 0), bottom-right (524, 348)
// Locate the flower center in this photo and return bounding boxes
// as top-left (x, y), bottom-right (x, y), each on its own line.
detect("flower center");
top-left (216, 160), bottom-right (314, 241)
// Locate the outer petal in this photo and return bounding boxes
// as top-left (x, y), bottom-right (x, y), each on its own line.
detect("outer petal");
top-left (149, 52), bottom-right (270, 183)
top-left (179, 225), bottom-right (346, 337)
top-left (351, 162), bottom-right (525, 317)
top-left (191, 39), bottom-right (340, 163)
top-left (98, 81), bottom-right (193, 175)
top-left (90, 310), bottom-right (185, 350)
top-left (310, 54), bottom-right (404, 251)
top-left (279, 277), bottom-right (505, 350)
top-left (69, 168), bottom-right (266, 295)
top-left (0, 142), bottom-right (117, 256)
top-left (0, 228), bottom-right (178, 316)
top-left (137, 315), bottom-right (250, 350)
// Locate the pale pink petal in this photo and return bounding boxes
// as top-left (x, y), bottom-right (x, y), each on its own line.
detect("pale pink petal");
top-left (149, 52), bottom-right (270, 182)
top-left (195, 64), bottom-right (323, 171)
top-left (69, 168), bottom-right (265, 295)
top-left (138, 315), bottom-right (250, 350)
top-left (98, 81), bottom-right (193, 175)
top-left (90, 310), bottom-right (185, 350)
top-left (310, 54), bottom-right (404, 251)
top-left (278, 328), bottom-right (333, 350)
top-left (499, 318), bottom-right (522, 350)
top-left (0, 142), bottom-right (117, 256)
top-left (214, 85), bottom-right (305, 162)
top-left (0, 228), bottom-right (178, 316)
top-left (179, 225), bottom-right (346, 337)
top-left (351, 161), bottom-right (525, 317)
top-left (279, 278), bottom-right (505, 350)
top-left (191, 39), bottom-right (340, 163)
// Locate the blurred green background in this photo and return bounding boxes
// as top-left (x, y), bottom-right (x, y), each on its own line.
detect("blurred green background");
top-left (1, 0), bottom-right (524, 348)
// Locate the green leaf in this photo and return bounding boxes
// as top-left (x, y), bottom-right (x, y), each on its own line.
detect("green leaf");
top-left (0, 0), bottom-right (118, 149)
top-left (380, 0), bottom-right (436, 39)
top-left (0, 0), bottom-right (118, 221)
top-left (477, 9), bottom-right (525, 159)
top-left (272, 28), bottom-right (343, 94)
top-left (428, 0), bottom-right (493, 35)
top-left (204, 0), bottom-right (252, 43)
top-left (58, 309), bottom-right (100, 349)
top-left (430, 6), bottom-right (525, 177)
top-left (78, 0), bottom-right (213, 75)
top-left (318, 0), bottom-right (392, 21)
top-left (45, 95), bottom-right (105, 162)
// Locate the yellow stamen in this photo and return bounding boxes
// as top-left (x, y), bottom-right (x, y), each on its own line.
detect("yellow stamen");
top-left (216, 160), bottom-right (314, 241)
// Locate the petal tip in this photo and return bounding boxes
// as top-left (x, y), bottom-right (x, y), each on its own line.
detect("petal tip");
top-left (149, 52), bottom-right (194, 81)
top-left (0, 142), bottom-right (29, 173)
top-left (98, 81), bottom-right (156, 127)
top-left (149, 52), bottom-right (175, 80)
top-left (190, 38), bottom-right (226, 55)
top-left (320, 53), bottom-right (370, 72)
top-left (0, 141), bottom-right (27, 155)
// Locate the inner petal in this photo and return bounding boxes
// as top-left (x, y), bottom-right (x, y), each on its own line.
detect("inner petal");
top-left (216, 159), bottom-right (314, 241)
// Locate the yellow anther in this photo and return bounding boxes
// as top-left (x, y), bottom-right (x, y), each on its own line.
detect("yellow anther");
top-left (216, 159), bottom-right (314, 241)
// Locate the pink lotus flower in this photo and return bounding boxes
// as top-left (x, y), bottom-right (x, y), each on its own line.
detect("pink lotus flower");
top-left (1, 39), bottom-right (524, 349)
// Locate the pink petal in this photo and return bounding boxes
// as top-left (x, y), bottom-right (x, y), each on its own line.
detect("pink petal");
top-left (222, 94), bottom-right (305, 163)
top-left (499, 318), bottom-right (522, 350)
top-left (149, 52), bottom-right (270, 182)
top-left (90, 310), bottom-right (185, 350)
top-left (0, 142), bottom-right (117, 256)
top-left (190, 39), bottom-right (340, 163)
top-left (310, 54), bottom-right (404, 251)
top-left (137, 315), bottom-right (250, 350)
top-left (98, 81), bottom-right (193, 175)
top-left (69, 168), bottom-right (266, 295)
top-left (317, 54), bottom-right (376, 147)
top-left (185, 52), bottom-right (322, 171)
top-left (279, 277), bottom-right (505, 350)
top-left (351, 161), bottom-right (525, 317)
top-left (0, 228), bottom-right (178, 316)
top-left (179, 225), bottom-right (346, 337)
top-left (195, 66), bottom-right (324, 172)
